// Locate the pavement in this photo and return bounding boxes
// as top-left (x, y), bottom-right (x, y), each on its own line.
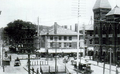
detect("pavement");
top-left (81, 56), bottom-right (120, 74)
top-left (0, 54), bottom-right (120, 74)
top-left (82, 56), bottom-right (120, 71)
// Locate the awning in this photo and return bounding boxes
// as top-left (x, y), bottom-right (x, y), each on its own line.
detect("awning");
top-left (36, 48), bottom-right (46, 53)
top-left (87, 47), bottom-right (94, 51)
top-left (48, 49), bottom-right (84, 53)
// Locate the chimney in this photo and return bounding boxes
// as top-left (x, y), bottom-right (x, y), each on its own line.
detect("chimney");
top-left (64, 25), bottom-right (67, 29)
top-left (75, 24), bottom-right (78, 32)
top-left (70, 25), bottom-right (72, 30)
top-left (54, 22), bottom-right (57, 34)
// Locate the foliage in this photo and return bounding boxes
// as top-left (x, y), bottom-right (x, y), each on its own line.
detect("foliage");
top-left (3, 19), bottom-right (37, 52)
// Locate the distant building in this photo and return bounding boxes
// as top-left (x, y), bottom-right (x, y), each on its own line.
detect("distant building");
top-left (79, 25), bottom-right (94, 56)
top-left (93, 0), bottom-right (120, 64)
top-left (37, 22), bottom-right (84, 56)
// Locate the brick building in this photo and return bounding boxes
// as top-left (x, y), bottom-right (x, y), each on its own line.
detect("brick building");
top-left (93, 0), bottom-right (120, 64)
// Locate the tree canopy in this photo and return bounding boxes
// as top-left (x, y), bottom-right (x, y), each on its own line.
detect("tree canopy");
top-left (3, 20), bottom-right (37, 51)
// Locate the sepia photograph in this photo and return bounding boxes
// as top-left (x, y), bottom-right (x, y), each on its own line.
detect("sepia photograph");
top-left (0, 0), bottom-right (120, 74)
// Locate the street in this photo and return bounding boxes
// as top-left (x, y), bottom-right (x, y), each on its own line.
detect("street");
top-left (0, 54), bottom-right (120, 74)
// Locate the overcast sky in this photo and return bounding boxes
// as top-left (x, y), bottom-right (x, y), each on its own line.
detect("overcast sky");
top-left (0, 0), bottom-right (119, 29)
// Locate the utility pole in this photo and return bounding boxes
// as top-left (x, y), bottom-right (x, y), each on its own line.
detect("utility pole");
top-left (0, 11), bottom-right (2, 66)
top-left (0, 44), bottom-right (2, 66)
top-left (22, 26), bottom-right (35, 74)
top-left (83, 24), bottom-right (85, 58)
top-left (77, 0), bottom-right (80, 74)
top-left (0, 11), bottom-right (1, 15)
top-left (37, 17), bottom-right (41, 52)
top-left (54, 23), bottom-right (57, 73)
top-left (27, 27), bottom-right (31, 74)
top-left (28, 53), bottom-right (30, 74)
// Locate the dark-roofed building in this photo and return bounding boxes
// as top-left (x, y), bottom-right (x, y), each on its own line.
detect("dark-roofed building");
top-left (93, 0), bottom-right (120, 64)
top-left (37, 22), bottom-right (83, 57)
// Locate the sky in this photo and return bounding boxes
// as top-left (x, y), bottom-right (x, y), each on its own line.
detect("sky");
top-left (0, 0), bottom-right (119, 29)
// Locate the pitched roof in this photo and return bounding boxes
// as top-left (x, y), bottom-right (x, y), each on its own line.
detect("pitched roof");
top-left (93, 0), bottom-right (111, 10)
top-left (40, 22), bottom-right (82, 35)
top-left (106, 5), bottom-right (120, 16)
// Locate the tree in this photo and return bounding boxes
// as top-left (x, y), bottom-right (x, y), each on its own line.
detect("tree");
top-left (3, 19), bottom-right (37, 53)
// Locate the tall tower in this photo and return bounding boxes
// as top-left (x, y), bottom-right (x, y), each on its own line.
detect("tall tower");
top-left (93, 0), bottom-right (111, 61)
top-left (106, 5), bottom-right (120, 64)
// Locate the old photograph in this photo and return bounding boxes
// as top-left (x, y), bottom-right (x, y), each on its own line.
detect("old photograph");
top-left (0, 0), bottom-right (120, 74)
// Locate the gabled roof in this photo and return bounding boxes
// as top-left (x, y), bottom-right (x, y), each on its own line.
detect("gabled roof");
top-left (106, 5), bottom-right (120, 16)
top-left (93, 0), bottom-right (111, 10)
top-left (40, 22), bottom-right (82, 35)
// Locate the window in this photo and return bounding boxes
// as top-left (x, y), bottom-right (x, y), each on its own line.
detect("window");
top-left (54, 36), bottom-right (57, 40)
top-left (90, 39), bottom-right (92, 44)
top-left (95, 38), bottom-right (99, 44)
top-left (59, 36), bottom-right (62, 40)
top-left (84, 40), bottom-right (86, 44)
top-left (59, 43), bottom-right (61, 47)
top-left (64, 36), bottom-right (67, 40)
top-left (50, 36), bottom-right (53, 40)
top-left (90, 32), bottom-right (92, 36)
top-left (102, 38), bottom-right (106, 44)
top-left (69, 43), bottom-right (72, 47)
top-left (69, 36), bottom-right (72, 40)
top-left (50, 43), bottom-right (53, 47)
top-left (64, 43), bottom-right (67, 47)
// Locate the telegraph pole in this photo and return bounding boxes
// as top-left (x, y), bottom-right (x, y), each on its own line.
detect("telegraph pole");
top-left (83, 24), bottom-right (85, 58)
top-left (77, 0), bottom-right (80, 74)
top-left (54, 23), bottom-right (57, 73)
top-left (22, 26), bottom-right (35, 74)
top-left (0, 11), bottom-right (1, 15)
top-left (0, 11), bottom-right (1, 66)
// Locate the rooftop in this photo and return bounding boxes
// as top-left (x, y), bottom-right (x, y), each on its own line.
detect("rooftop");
top-left (106, 5), bottom-right (120, 16)
top-left (40, 22), bottom-right (82, 36)
top-left (93, 0), bottom-right (111, 10)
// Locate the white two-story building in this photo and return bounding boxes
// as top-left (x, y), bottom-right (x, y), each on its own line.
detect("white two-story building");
top-left (36, 22), bottom-right (84, 57)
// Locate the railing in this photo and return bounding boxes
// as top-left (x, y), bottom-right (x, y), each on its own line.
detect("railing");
top-left (41, 65), bottom-right (66, 73)
top-left (30, 60), bottom-right (48, 66)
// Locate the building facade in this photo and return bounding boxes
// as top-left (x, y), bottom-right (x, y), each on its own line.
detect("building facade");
top-left (93, 0), bottom-right (120, 64)
top-left (37, 22), bottom-right (84, 57)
